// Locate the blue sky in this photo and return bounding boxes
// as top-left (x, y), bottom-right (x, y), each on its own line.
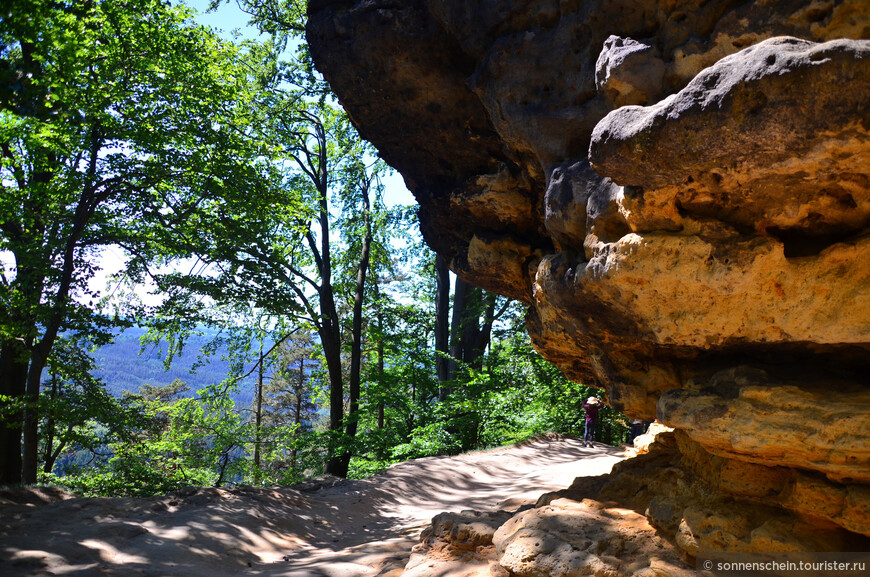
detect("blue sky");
top-left (184, 0), bottom-right (262, 41)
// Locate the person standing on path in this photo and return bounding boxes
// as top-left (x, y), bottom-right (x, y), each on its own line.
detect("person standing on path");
top-left (582, 396), bottom-right (600, 447)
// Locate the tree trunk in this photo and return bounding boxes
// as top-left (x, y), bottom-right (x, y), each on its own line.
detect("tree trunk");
top-left (21, 348), bottom-right (49, 484)
top-left (291, 358), bottom-right (303, 470)
top-left (447, 277), bottom-right (469, 378)
top-left (21, 189), bottom-right (89, 484)
top-left (330, 179), bottom-right (373, 477)
top-left (0, 340), bottom-right (28, 484)
top-left (46, 426), bottom-right (70, 476)
top-left (464, 291), bottom-right (496, 370)
top-left (374, 280), bottom-right (385, 431)
top-left (253, 349), bottom-right (264, 483)
top-left (434, 255), bottom-right (451, 401)
top-left (345, 184), bottom-right (371, 443)
top-left (376, 334), bottom-right (384, 431)
top-left (215, 448), bottom-right (231, 487)
top-left (315, 164), bottom-right (348, 477)
top-left (321, 318), bottom-right (345, 477)
top-left (441, 274), bottom-right (471, 402)
top-left (42, 373), bottom-right (59, 474)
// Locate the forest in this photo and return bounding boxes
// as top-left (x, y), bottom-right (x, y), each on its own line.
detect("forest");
top-left (0, 0), bottom-right (631, 496)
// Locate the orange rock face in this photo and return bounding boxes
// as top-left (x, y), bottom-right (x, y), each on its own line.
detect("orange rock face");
top-left (307, 0), bottom-right (870, 562)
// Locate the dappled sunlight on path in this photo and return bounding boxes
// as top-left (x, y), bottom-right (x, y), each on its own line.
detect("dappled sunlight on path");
top-left (0, 436), bottom-right (625, 577)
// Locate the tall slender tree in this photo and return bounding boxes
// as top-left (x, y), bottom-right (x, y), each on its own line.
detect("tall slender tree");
top-left (264, 332), bottom-right (317, 476)
top-left (146, 87), bottom-right (392, 477)
top-left (258, 99), bottom-right (386, 477)
top-left (435, 256), bottom-right (451, 401)
top-left (435, 269), bottom-right (506, 401)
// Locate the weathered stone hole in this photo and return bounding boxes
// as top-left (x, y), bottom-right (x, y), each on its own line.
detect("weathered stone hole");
top-left (687, 341), bottom-right (870, 389)
top-left (623, 185), bottom-right (643, 199)
top-left (765, 225), bottom-right (860, 258)
top-left (702, 72), bottom-right (720, 89)
top-left (806, 4), bottom-right (834, 23)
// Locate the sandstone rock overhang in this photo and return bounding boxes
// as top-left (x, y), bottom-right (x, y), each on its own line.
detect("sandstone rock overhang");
top-left (308, 0), bottom-right (870, 557)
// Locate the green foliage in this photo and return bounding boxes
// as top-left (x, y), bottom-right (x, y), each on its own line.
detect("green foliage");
top-left (248, 332), bottom-right (326, 484)
top-left (460, 329), bottom-right (629, 447)
top-left (42, 313), bottom-right (631, 497)
top-left (51, 381), bottom-right (248, 496)
top-left (6, 0), bottom-right (637, 495)
top-left (38, 335), bottom-right (143, 474)
top-left (390, 421), bottom-right (462, 461)
top-left (349, 293), bottom-right (630, 474)
top-left (347, 453), bottom-right (392, 480)
top-left (0, 0), bottom-right (268, 320)
top-left (0, 0), bottom-right (279, 482)
top-left (45, 328), bottom-right (330, 495)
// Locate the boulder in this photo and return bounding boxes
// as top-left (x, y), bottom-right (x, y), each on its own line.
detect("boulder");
top-left (595, 36), bottom-right (666, 109)
top-left (590, 37), bottom-right (870, 242)
top-left (402, 510), bottom-right (513, 577)
top-left (494, 497), bottom-right (694, 577)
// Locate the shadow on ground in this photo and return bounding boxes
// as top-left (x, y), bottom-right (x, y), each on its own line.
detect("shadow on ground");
top-left (0, 436), bottom-right (625, 577)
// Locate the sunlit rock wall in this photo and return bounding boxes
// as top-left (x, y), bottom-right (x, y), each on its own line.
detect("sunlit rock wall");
top-left (308, 0), bottom-right (870, 557)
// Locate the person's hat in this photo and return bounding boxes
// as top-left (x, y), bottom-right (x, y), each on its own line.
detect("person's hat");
top-left (587, 397), bottom-right (599, 404)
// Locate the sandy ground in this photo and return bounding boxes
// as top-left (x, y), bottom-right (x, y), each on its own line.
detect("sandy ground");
top-left (0, 436), bottom-right (625, 577)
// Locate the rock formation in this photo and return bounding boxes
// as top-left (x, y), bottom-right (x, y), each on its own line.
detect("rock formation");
top-left (307, 0), bottom-right (870, 572)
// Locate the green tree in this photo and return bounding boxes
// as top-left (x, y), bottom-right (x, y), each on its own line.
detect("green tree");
top-left (436, 263), bottom-right (509, 403)
top-left (147, 75), bottom-right (396, 477)
top-left (0, 0), bottom-right (270, 483)
top-left (57, 379), bottom-right (248, 496)
top-left (38, 335), bottom-right (127, 475)
top-left (344, 232), bottom-right (439, 471)
top-left (254, 331), bottom-right (319, 482)
top-left (268, 104), bottom-right (382, 478)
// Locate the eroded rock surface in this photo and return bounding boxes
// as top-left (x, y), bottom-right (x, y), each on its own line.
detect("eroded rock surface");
top-left (591, 37), bottom-right (870, 241)
top-left (539, 430), bottom-right (870, 562)
top-left (494, 497), bottom-right (693, 577)
top-left (402, 511), bottom-right (512, 577)
top-left (308, 0), bottom-right (870, 564)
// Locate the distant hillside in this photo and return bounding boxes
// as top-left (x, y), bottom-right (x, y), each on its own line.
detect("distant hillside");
top-left (92, 328), bottom-right (256, 404)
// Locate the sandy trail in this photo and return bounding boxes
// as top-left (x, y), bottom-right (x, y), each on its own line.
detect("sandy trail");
top-left (0, 437), bottom-right (624, 577)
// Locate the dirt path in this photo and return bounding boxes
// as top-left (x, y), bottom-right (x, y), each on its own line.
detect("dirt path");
top-left (0, 437), bottom-right (625, 577)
